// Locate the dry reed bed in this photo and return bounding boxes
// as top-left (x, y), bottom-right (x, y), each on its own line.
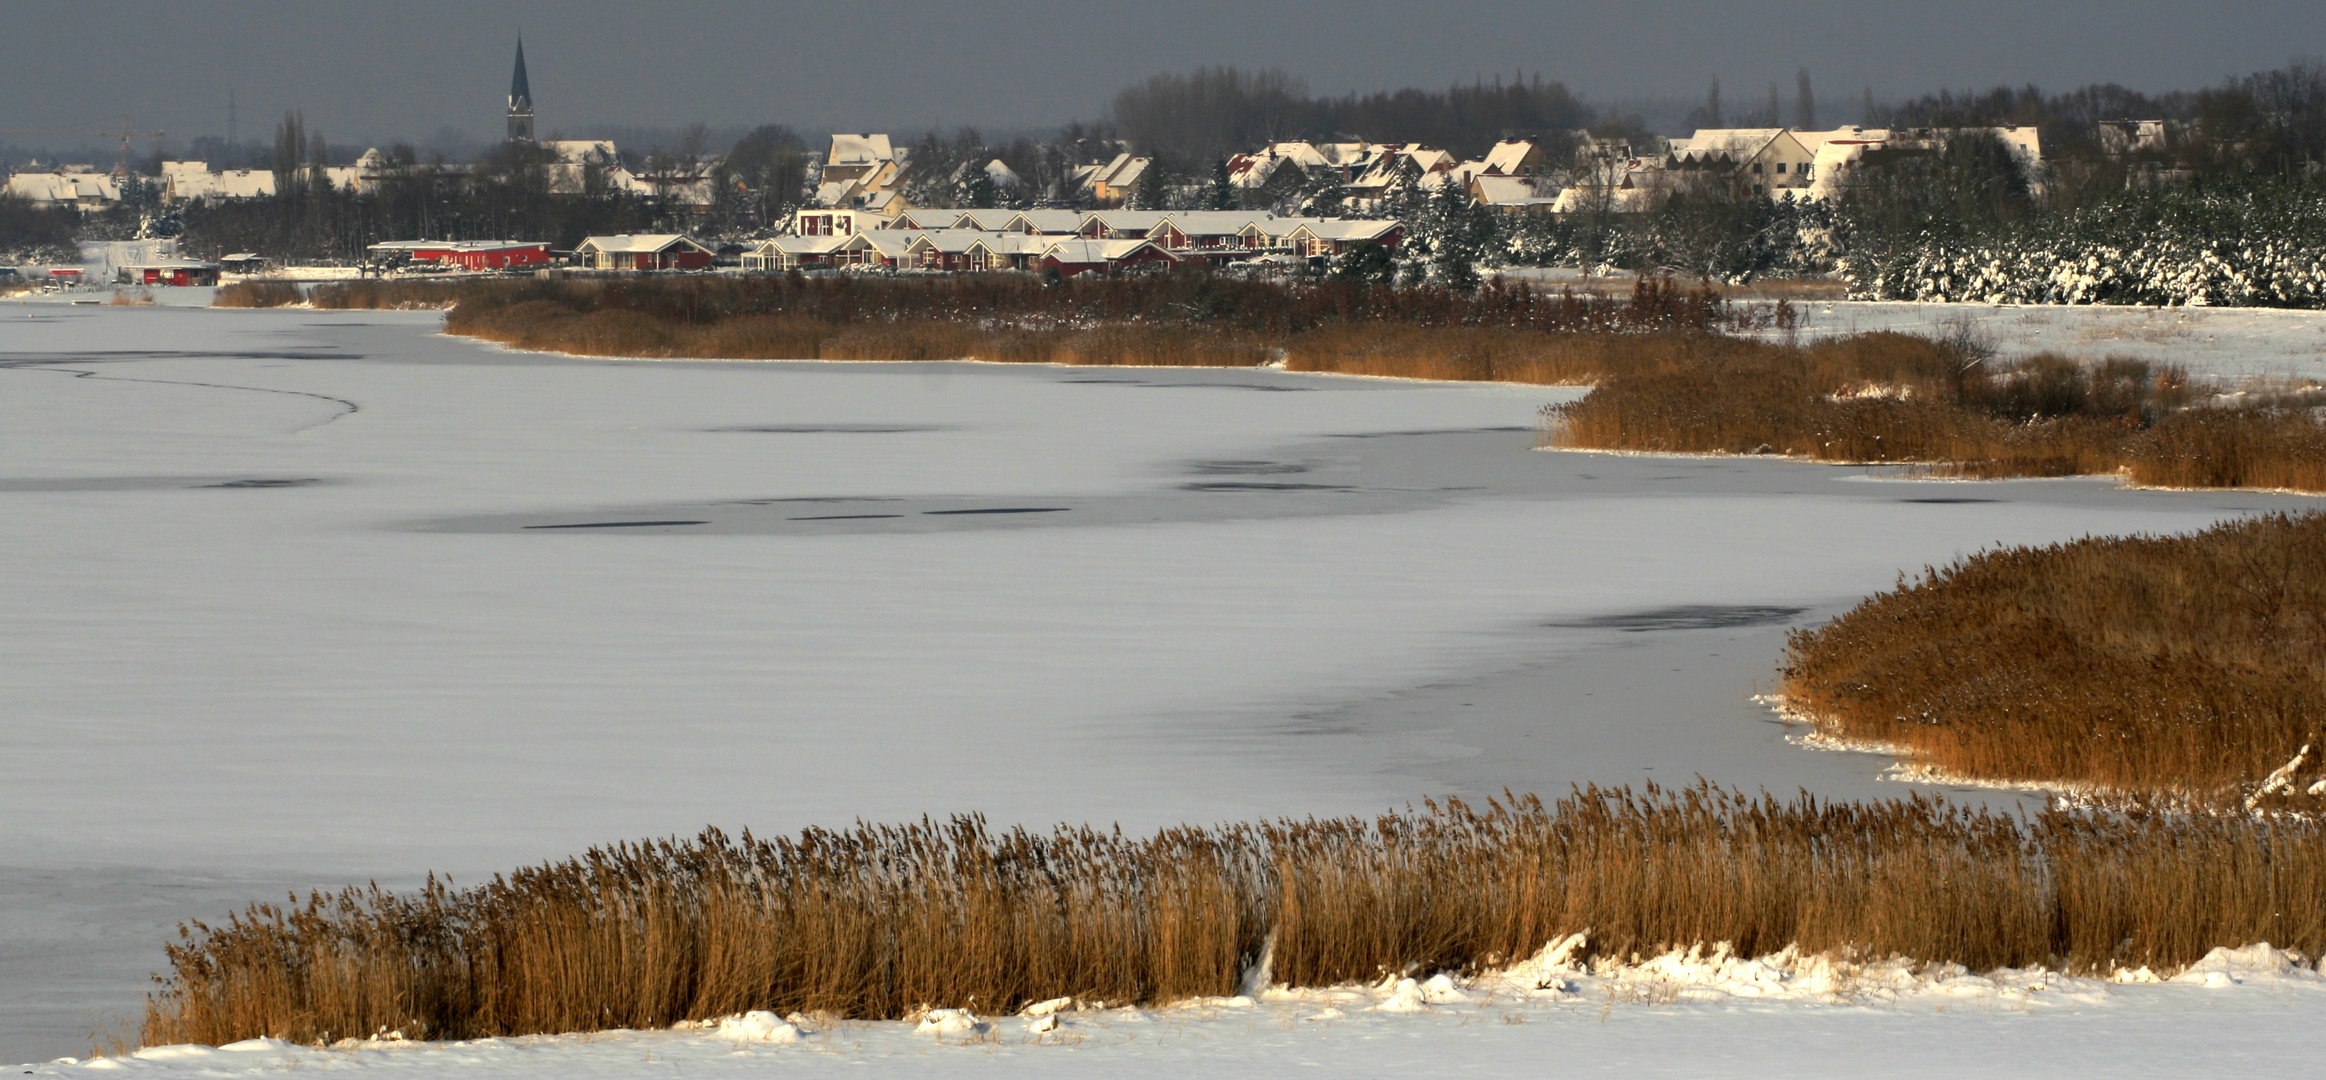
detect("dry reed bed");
top-left (324, 274), bottom-right (1723, 374)
top-left (1542, 334), bottom-right (2326, 493)
top-left (145, 784), bottom-right (2326, 1048)
top-left (211, 280), bottom-right (305, 308)
top-left (1783, 511), bottom-right (2326, 802)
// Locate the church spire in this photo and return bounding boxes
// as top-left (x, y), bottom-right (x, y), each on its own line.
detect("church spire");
top-left (507, 38), bottom-right (536, 143)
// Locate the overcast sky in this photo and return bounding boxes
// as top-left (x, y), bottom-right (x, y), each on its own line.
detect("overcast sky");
top-left (4, 0), bottom-right (2319, 150)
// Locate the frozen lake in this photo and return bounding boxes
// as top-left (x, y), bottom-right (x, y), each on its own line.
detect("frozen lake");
top-left (4, 300), bottom-right (2323, 1068)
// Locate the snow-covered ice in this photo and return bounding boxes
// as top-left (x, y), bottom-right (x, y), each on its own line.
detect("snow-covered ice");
top-left (5, 300), bottom-right (2324, 1071)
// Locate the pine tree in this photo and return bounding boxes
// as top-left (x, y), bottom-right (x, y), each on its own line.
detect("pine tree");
top-left (1208, 159), bottom-right (1235, 210)
top-left (1796, 69), bottom-right (1817, 130)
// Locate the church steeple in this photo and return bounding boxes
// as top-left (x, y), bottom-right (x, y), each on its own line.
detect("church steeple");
top-left (506, 38), bottom-right (536, 143)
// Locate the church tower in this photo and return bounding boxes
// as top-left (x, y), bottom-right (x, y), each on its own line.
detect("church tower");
top-left (507, 39), bottom-right (536, 143)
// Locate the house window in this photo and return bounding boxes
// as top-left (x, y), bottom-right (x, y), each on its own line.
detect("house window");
top-left (1751, 162), bottom-right (1763, 174)
top-left (1800, 164), bottom-right (1814, 179)
top-left (1775, 162), bottom-right (1787, 174)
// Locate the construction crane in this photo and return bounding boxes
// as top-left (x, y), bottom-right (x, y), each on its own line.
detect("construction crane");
top-left (0, 116), bottom-right (166, 178)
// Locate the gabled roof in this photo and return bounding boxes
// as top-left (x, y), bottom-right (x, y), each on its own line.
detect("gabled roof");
top-left (1008, 209), bottom-right (1086, 234)
top-left (893, 208), bottom-right (967, 229)
top-left (1145, 211), bottom-right (1279, 240)
top-left (1083, 152), bottom-right (1150, 190)
top-left (1480, 139), bottom-right (1542, 175)
top-left (1471, 175), bottom-right (1557, 204)
top-left (576, 234), bottom-right (711, 254)
top-left (827, 133), bottom-right (896, 166)
top-left (1041, 237), bottom-right (1176, 265)
top-left (902, 229), bottom-right (1004, 255)
top-left (1284, 219), bottom-right (1401, 242)
top-left (951, 209), bottom-right (1020, 230)
top-left (5, 172), bottom-right (120, 202)
top-left (1081, 210), bottom-right (1171, 234)
top-left (854, 231), bottom-right (919, 257)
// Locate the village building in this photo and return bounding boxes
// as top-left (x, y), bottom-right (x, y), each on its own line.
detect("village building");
top-left (574, 234), bottom-right (715, 271)
top-left (1282, 219), bottom-right (1403, 259)
top-left (114, 260), bottom-right (222, 286)
top-left (1075, 153), bottom-right (1152, 206)
top-left (365, 240), bottom-right (554, 271)
top-left (1038, 238), bottom-right (1179, 277)
top-left (3, 171), bottom-right (121, 209)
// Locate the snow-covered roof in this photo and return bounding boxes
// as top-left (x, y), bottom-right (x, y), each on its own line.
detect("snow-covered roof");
top-left (1042, 238), bottom-right (1171, 265)
top-left (5, 172), bottom-right (119, 204)
top-left (855, 231), bottom-right (919, 257)
top-left (949, 209), bottom-right (1020, 231)
top-left (1471, 175), bottom-right (1557, 205)
top-left (813, 179), bottom-right (862, 207)
top-left (1083, 153), bottom-right (1149, 190)
top-left (904, 229), bottom-right (1005, 255)
top-left (1010, 209), bottom-right (1085, 234)
top-left (576, 234), bottom-right (711, 255)
top-left (827, 133), bottom-right (896, 166)
top-left (1082, 210), bottom-right (1171, 234)
top-left (543, 140), bottom-right (619, 165)
top-left (1285, 219), bottom-right (1401, 242)
top-left (755, 235), bottom-right (851, 255)
top-left (1480, 140), bottom-right (1543, 175)
top-left (1148, 211), bottom-right (1278, 238)
top-left (983, 159), bottom-right (1022, 187)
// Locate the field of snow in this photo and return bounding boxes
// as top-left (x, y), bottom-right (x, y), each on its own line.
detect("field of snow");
top-left (5, 295), bottom-right (2325, 1072)
top-left (1753, 299), bottom-right (2326, 383)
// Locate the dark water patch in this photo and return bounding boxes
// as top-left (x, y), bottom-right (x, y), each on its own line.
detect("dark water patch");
top-left (706, 424), bottom-right (949, 434)
top-left (1551, 605), bottom-right (1808, 633)
top-left (1190, 460), bottom-right (1309, 476)
top-left (790, 513), bottom-right (905, 521)
top-left (1056, 378), bottom-right (1315, 392)
top-left (1902, 497), bottom-right (1999, 504)
top-left (924, 507), bottom-right (1070, 516)
top-left (1330, 426), bottom-right (1531, 438)
top-left (1180, 482), bottom-right (1354, 492)
top-left (202, 478), bottom-right (322, 489)
top-left (523, 520), bottom-right (708, 530)
top-left (727, 496), bottom-right (903, 505)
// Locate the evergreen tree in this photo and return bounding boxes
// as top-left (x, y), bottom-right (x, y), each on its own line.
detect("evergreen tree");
top-left (1207, 159), bottom-right (1236, 210)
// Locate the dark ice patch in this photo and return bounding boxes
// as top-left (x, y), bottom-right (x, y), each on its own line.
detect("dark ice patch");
top-left (923, 507), bottom-right (1070, 516)
top-left (1190, 460), bottom-right (1310, 476)
top-left (789, 513), bottom-right (905, 521)
top-left (707, 424), bottom-right (949, 434)
top-left (1179, 482), bottom-right (1353, 492)
top-left (1901, 497), bottom-right (1999, 504)
top-left (202, 478), bottom-right (322, 489)
top-left (523, 520), bottom-right (708, 529)
top-left (1551, 605), bottom-right (1808, 632)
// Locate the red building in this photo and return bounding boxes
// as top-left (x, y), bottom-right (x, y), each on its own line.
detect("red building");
top-left (366, 240), bottom-right (553, 270)
top-left (115, 261), bottom-right (222, 286)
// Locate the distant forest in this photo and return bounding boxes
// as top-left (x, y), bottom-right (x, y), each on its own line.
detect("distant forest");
top-left (1104, 67), bottom-right (1601, 163)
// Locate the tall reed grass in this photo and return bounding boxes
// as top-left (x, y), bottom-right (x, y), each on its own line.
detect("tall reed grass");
top-left (1783, 511), bottom-right (2326, 801)
top-left (1544, 333), bottom-right (2326, 492)
top-left (212, 280), bottom-right (305, 308)
top-left (144, 784), bottom-right (2326, 1048)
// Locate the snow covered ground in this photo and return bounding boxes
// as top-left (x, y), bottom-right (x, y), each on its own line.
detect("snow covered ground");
top-left (5, 297), bottom-right (2325, 1071)
top-left (1750, 299), bottom-right (2326, 383)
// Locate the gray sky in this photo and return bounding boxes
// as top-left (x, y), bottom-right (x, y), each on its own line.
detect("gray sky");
top-left (3, 0), bottom-right (2319, 150)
